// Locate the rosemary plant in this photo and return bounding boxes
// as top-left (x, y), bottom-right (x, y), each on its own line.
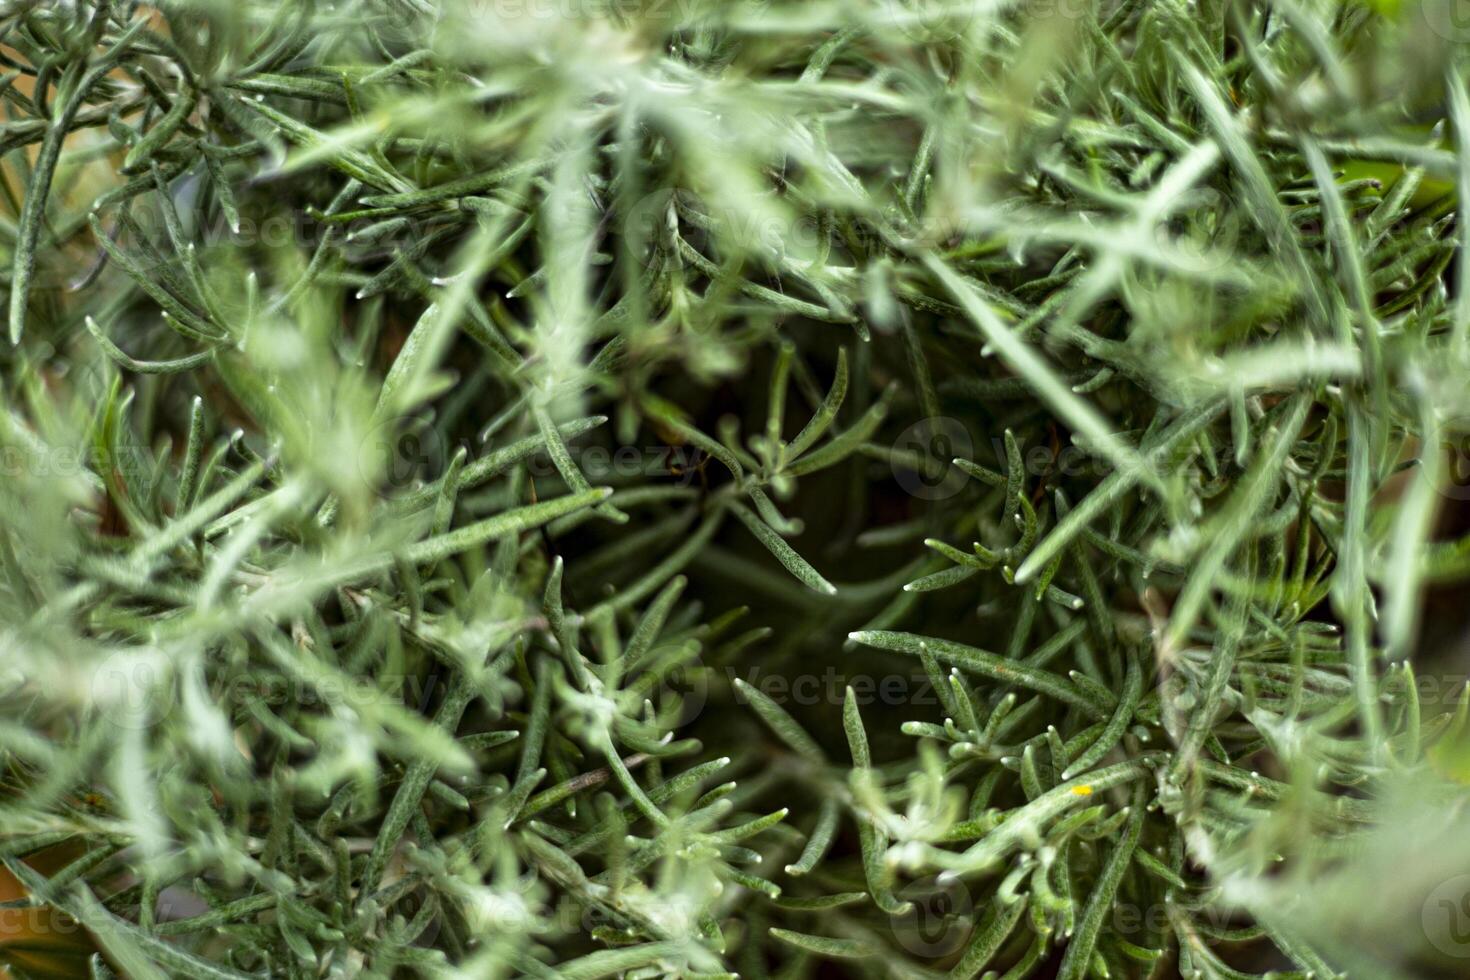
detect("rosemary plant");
top-left (1, 0), bottom-right (1469, 977)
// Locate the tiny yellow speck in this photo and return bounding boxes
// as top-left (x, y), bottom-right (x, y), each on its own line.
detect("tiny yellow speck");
top-left (1071, 785), bottom-right (1093, 796)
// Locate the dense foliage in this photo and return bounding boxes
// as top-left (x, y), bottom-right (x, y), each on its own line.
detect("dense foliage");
top-left (2, 0), bottom-right (1470, 977)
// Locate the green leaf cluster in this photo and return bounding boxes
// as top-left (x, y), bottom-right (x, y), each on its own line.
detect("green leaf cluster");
top-left (1, 1), bottom-right (1469, 978)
